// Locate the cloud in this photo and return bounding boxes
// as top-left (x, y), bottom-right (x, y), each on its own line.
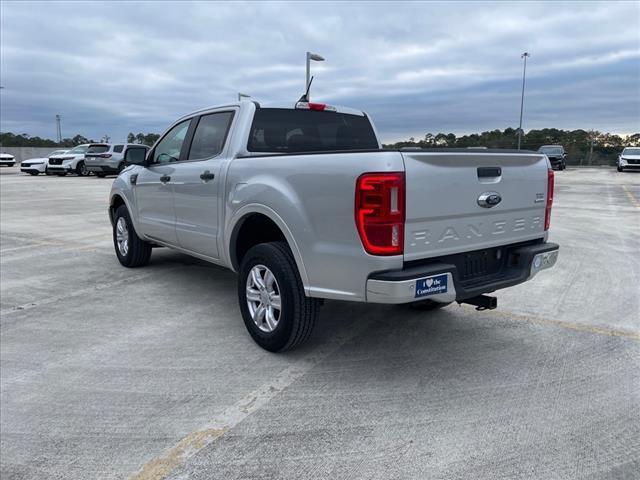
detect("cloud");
top-left (0, 0), bottom-right (638, 143)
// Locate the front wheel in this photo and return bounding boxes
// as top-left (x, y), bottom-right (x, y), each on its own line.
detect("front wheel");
top-left (113, 205), bottom-right (152, 267)
top-left (56, 172), bottom-right (67, 176)
top-left (238, 242), bottom-right (320, 352)
top-left (96, 173), bottom-right (106, 178)
top-left (29, 171), bottom-right (39, 176)
top-left (617, 166), bottom-right (624, 172)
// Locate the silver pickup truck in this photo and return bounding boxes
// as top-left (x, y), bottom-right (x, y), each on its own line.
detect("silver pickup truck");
top-left (110, 99), bottom-right (559, 351)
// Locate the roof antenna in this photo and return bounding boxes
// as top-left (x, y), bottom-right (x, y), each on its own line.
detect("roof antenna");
top-left (298, 76), bottom-right (313, 103)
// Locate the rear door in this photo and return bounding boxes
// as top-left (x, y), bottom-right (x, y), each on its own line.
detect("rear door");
top-left (402, 151), bottom-right (549, 261)
top-left (170, 110), bottom-right (236, 259)
top-left (134, 119), bottom-right (192, 245)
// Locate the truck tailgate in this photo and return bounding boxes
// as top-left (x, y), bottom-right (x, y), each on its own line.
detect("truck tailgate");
top-left (402, 151), bottom-right (549, 261)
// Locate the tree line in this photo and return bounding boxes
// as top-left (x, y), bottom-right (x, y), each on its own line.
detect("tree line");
top-left (3, 128), bottom-right (639, 165)
top-left (0, 132), bottom-right (161, 148)
top-left (382, 128), bottom-right (640, 165)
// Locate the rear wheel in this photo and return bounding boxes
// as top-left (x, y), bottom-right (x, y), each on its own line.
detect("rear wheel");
top-left (113, 205), bottom-right (152, 267)
top-left (76, 161), bottom-right (89, 176)
top-left (238, 242), bottom-right (320, 352)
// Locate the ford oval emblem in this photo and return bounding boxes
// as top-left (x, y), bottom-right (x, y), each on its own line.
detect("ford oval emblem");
top-left (477, 191), bottom-right (502, 208)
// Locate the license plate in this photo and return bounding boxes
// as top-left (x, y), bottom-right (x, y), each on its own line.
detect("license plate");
top-left (415, 274), bottom-right (448, 298)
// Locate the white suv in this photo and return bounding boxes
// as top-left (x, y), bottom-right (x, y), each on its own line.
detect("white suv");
top-left (85, 143), bottom-right (148, 177)
top-left (46, 144), bottom-right (90, 176)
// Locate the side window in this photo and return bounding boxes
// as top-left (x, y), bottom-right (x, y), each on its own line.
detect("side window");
top-left (187, 112), bottom-right (234, 160)
top-left (153, 120), bottom-right (191, 164)
top-left (113, 145), bottom-right (124, 153)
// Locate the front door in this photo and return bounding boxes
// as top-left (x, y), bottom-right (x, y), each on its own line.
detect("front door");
top-left (171, 110), bottom-right (235, 259)
top-left (134, 119), bottom-right (191, 245)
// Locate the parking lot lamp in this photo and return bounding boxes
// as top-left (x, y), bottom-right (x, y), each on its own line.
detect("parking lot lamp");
top-left (517, 52), bottom-right (530, 150)
top-left (306, 52), bottom-right (325, 99)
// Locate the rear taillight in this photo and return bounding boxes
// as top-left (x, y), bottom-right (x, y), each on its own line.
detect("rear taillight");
top-left (100, 153), bottom-right (112, 158)
top-left (544, 168), bottom-right (554, 231)
top-left (355, 172), bottom-right (405, 255)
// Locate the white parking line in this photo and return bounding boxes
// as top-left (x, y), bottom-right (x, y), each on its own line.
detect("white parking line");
top-left (128, 317), bottom-right (371, 480)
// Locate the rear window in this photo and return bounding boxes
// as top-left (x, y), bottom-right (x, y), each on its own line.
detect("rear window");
top-left (539, 146), bottom-right (563, 155)
top-left (113, 145), bottom-right (124, 153)
top-left (87, 145), bottom-right (110, 154)
top-left (247, 108), bottom-right (379, 153)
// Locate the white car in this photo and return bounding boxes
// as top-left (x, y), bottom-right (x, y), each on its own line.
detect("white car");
top-left (617, 147), bottom-right (640, 172)
top-left (46, 144), bottom-right (90, 176)
top-left (20, 149), bottom-right (68, 175)
top-left (0, 153), bottom-right (16, 167)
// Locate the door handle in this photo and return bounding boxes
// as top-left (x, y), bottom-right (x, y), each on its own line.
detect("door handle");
top-left (160, 174), bottom-right (171, 183)
top-left (200, 170), bottom-right (215, 182)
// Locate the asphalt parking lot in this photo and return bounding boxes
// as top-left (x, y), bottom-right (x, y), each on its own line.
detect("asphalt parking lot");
top-left (1, 166), bottom-right (639, 479)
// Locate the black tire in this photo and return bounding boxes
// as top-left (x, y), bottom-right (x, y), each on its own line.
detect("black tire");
top-left (56, 172), bottom-right (67, 176)
top-left (409, 299), bottom-right (452, 311)
top-left (76, 161), bottom-right (88, 176)
top-left (117, 162), bottom-right (125, 174)
top-left (96, 173), bottom-right (106, 178)
top-left (29, 171), bottom-right (39, 176)
top-left (617, 166), bottom-right (623, 172)
top-left (238, 242), bottom-right (320, 352)
top-left (45, 168), bottom-right (52, 176)
top-left (9, 163), bottom-right (15, 167)
top-left (113, 205), bottom-right (152, 267)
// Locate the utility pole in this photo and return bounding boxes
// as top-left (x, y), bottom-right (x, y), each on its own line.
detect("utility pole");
top-left (55, 114), bottom-right (62, 143)
top-left (517, 52), bottom-right (530, 151)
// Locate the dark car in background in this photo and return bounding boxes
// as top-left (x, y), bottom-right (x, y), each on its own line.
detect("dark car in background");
top-left (538, 145), bottom-right (566, 170)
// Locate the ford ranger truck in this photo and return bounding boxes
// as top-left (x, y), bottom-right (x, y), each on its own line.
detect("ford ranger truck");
top-left (109, 99), bottom-right (559, 352)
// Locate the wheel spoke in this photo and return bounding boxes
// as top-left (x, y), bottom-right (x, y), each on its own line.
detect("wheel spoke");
top-left (246, 287), bottom-right (261, 303)
top-left (255, 304), bottom-right (266, 323)
top-left (251, 268), bottom-right (265, 289)
top-left (266, 306), bottom-right (278, 330)
top-left (270, 294), bottom-right (281, 310)
top-left (264, 270), bottom-right (275, 290)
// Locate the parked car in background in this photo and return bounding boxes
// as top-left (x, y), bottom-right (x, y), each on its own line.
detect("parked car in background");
top-left (110, 99), bottom-right (559, 352)
top-left (617, 147), bottom-right (640, 172)
top-left (20, 149), bottom-right (68, 175)
top-left (537, 145), bottom-right (566, 170)
top-left (85, 143), bottom-right (149, 177)
top-left (46, 144), bottom-right (90, 176)
top-left (0, 153), bottom-right (16, 167)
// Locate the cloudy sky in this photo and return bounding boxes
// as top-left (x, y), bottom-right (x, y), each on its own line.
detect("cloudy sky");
top-left (1, 1), bottom-right (639, 143)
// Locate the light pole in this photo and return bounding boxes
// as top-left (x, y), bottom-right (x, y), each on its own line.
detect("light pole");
top-left (517, 52), bottom-right (530, 150)
top-left (306, 52), bottom-right (325, 99)
top-left (238, 92), bottom-right (250, 102)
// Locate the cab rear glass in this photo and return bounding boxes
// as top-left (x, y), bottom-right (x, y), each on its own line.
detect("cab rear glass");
top-left (247, 108), bottom-right (379, 153)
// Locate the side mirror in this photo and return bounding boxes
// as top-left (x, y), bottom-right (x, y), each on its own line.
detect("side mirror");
top-left (124, 146), bottom-right (148, 166)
